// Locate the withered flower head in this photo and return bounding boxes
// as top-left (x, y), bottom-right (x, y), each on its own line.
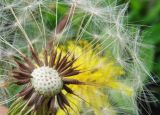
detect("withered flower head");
top-left (10, 44), bottom-right (84, 114)
top-left (8, 5), bottom-right (86, 114)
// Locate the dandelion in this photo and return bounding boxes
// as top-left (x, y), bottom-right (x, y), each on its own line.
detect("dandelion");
top-left (0, 0), bottom-right (151, 115)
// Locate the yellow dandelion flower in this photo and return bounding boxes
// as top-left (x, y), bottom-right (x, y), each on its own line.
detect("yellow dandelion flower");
top-left (57, 41), bottom-right (133, 115)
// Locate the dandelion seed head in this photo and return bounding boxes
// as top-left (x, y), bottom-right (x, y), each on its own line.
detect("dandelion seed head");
top-left (31, 66), bottom-right (63, 96)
